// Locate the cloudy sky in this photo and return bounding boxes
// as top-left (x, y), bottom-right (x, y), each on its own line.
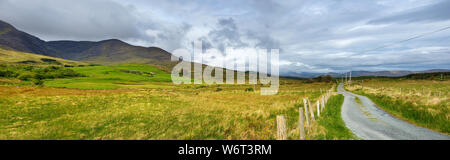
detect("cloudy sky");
top-left (0, 0), bottom-right (449, 74)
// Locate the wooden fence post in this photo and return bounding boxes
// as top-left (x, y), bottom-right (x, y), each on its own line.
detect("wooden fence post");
top-left (308, 99), bottom-right (315, 121)
top-left (276, 115), bottom-right (287, 140)
top-left (321, 96), bottom-right (325, 111)
top-left (303, 99), bottom-right (310, 127)
top-left (316, 100), bottom-right (320, 117)
top-left (299, 108), bottom-right (305, 140)
top-left (361, 80), bottom-right (363, 90)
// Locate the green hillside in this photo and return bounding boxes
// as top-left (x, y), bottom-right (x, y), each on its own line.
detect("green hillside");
top-left (45, 64), bottom-right (173, 89)
top-left (0, 47), bottom-right (87, 66)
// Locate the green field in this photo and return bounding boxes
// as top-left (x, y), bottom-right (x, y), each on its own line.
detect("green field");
top-left (45, 64), bottom-right (173, 89)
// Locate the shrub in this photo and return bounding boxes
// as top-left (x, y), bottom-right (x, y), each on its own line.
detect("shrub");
top-left (32, 78), bottom-right (44, 86)
top-left (195, 85), bottom-right (207, 89)
top-left (40, 58), bottom-right (62, 65)
top-left (245, 87), bottom-right (254, 92)
top-left (23, 66), bottom-right (35, 71)
top-left (17, 73), bottom-right (35, 81)
top-left (0, 70), bottom-right (17, 78)
top-left (34, 67), bottom-right (83, 79)
top-left (34, 73), bottom-right (45, 80)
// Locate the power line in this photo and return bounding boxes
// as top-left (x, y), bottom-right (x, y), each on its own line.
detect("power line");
top-left (361, 25), bottom-right (450, 53)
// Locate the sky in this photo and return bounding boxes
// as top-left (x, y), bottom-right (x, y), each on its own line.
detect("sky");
top-left (0, 0), bottom-right (449, 74)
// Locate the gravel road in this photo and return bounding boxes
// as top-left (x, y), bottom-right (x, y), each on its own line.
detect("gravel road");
top-left (338, 83), bottom-right (449, 140)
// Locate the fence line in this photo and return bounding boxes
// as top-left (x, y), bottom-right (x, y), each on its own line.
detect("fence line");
top-left (276, 86), bottom-right (335, 140)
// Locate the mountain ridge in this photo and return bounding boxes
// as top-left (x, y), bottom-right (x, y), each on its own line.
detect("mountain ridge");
top-left (0, 20), bottom-right (175, 71)
top-left (284, 69), bottom-right (450, 78)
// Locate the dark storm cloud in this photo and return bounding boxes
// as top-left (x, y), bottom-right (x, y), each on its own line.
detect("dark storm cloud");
top-left (0, 0), bottom-right (142, 41)
top-left (208, 18), bottom-right (249, 51)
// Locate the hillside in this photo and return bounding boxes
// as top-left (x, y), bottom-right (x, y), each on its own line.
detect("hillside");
top-left (0, 47), bottom-right (87, 66)
top-left (0, 20), bottom-right (49, 55)
top-left (0, 20), bottom-right (175, 70)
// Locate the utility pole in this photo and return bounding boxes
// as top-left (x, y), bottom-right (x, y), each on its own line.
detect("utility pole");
top-left (361, 80), bottom-right (363, 90)
top-left (345, 72), bottom-right (347, 83)
top-left (349, 69), bottom-right (352, 84)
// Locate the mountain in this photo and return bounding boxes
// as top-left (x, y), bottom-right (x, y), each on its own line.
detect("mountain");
top-left (45, 39), bottom-right (174, 69)
top-left (0, 20), bottom-right (175, 71)
top-left (284, 69), bottom-right (450, 78)
top-left (346, 70), bottom-right (414, 77)
top-left (0, 20), bottom-right (49, 55)
top-left (340, 70), bottom-right (450, 77)
top-left (422, 69), bottom-right (450, 73)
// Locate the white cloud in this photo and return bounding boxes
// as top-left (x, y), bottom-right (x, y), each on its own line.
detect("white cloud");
top-left (328, 37), bottom-right (375, 48)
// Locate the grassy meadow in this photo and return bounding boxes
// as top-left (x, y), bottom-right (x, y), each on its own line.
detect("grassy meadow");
top-left (0, 63), bottom-right (349, 140)
top-left (306, 94), bottom-right (356, 140)
top-left (346, 78), bottom-right (449, 134)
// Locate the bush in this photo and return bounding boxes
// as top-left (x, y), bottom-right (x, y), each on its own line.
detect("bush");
top-left (34, 73), bottom-right (45, 80)
top-left (195, 85), bottom-right (207, 89)
top-left (303, 79), bottom-right (314, 83)
top-left (34, 67), bottom-right (83, 79)
top-left (0, 65), bottom-right (83, 85)
top-left (216, 88), bottom-right (223, 92)
top-left (315, 75), bottom-right (333, 82)
top-left (245, 87), bottom-right (254, 92)
top-left (0, 70), bottom-right (18, 78)
top-left (17, 73), bottom-right (35, 81)
top-left (40, 58), bottom-right (62, 65)
top-left (31, 78), bottom-right (44, 86)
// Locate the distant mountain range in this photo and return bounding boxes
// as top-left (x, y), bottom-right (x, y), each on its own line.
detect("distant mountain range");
top-left (0, 20), bottom-right (175, 70)
top-left (284, 69), bottom-right (450, 78)
top-left (1, 20), bottom-right (448, 77)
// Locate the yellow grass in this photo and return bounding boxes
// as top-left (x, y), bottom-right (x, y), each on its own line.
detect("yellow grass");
top-left (346, 79), bottom-right (449, 107)
top-left (0, 79), bottom-right (335, 140)
top-left (0, 48), bottom-right (87, 66)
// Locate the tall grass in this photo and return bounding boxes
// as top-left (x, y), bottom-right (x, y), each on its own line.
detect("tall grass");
top-left (346, 78), bottom-right (449, 134)
top-left (309, 95), bottom-right (356, 140)
top-left (0, 80), bottom-right (334, 140)
top-left (356, 91), bottom-right (449, 134)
